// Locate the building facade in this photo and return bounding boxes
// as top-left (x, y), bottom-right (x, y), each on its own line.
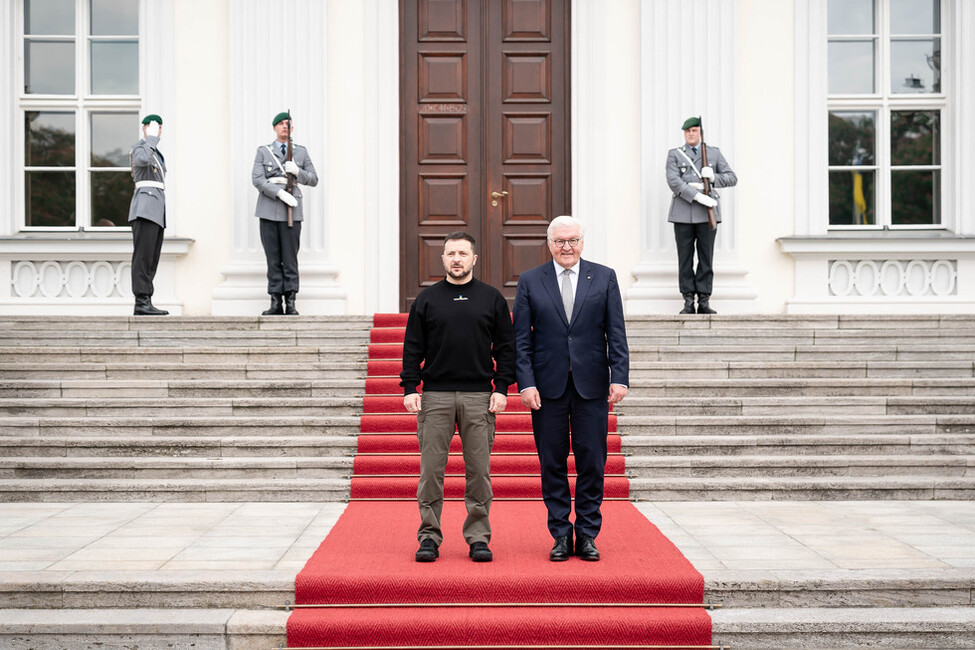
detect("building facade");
top-left (1, 0), bottom-right (973, 316)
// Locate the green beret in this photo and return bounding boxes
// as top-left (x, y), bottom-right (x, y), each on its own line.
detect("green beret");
top-left (141, 114), bottom-right (162, 126)
top-left (681, 116), bottom-right (701, 130)
top-left (272, 112), bottom-right (291, 127)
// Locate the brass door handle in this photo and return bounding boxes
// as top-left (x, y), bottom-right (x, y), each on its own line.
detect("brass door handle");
top-left (491, 190), bottom-right (508, 206)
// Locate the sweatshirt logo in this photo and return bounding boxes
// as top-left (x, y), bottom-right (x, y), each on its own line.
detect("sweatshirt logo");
top-left (453, 294), bottom-right (468, 301)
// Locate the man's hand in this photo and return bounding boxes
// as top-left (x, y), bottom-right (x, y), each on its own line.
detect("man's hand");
top-left (404, 393), bottom-right (421, 413)
top-left (489, 392), bottom-right (507, 413)
top-left (700, 165), bottom-right (714, 180)
top-left (284, 160), bottom-right (300, 176)
top-left (608, 383), bottom-right (627, 405)
top-left (276, 189), bottom-right (298, 207)
top-left (520, 387), bottom-right (541, 410)
top-left (693, 192), bottom-right (717, 208)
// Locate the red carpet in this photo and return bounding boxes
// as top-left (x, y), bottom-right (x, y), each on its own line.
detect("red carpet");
top-left (287, 314), bottom-right (713, 648)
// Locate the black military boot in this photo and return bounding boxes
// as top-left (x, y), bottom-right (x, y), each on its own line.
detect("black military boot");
top-left (679, 293), bottom-right (695, 315)
top-left (262, 294), bottom-right (283, 315)
top-left (697, 294), bottom-right (717, 314)
top-left (284, 291), bottom-right (299, 316)
top-left (134, 295), bottom-right (168, 316)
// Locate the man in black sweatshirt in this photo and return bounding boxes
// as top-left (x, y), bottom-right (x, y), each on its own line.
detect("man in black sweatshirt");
top-left (401, 232), bottom-right (515, 563)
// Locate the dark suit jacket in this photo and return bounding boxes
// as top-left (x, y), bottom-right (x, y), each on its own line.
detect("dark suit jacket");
top-left (513, 259), bottom-right (629, 400)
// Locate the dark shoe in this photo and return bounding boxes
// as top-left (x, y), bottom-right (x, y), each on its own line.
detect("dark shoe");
top-left (133, 295), bottom-right (168, 316)
top-left (549, 535), bottom-right (573, 562)
top-left (469, 541), bottom-right (493, 562)
top-left (415, 538), bottom-right (439, 562)
top-left (575, 534), bottom-right (600, 561)
top-left (696, 295), bottom-right (717, 315)
top-left (284, 291), bottom-right (299, 316)
top-left (679, 293), bottom-right (695, 315)
top-left (262, 294), bottom-right (283, 316)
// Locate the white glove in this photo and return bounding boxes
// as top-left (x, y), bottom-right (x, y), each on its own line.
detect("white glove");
top-left (701, 166), bottom-right (715, 180)
top-left (688, 182), bottom-right (704, 191)
top-left (276, 189), bottom-right (298, 207)
top-left (693, 192), bottom-right (717, 208)
top-left (284, 160), bottom-right (300, 176)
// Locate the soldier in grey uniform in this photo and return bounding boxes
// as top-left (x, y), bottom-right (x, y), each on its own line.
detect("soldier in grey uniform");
top-left (128, 114), bottom-right (169, 316)
top-left (666, 116), bottom-right (737, 314)
top-left (252, 112), bottom-right (319, 316)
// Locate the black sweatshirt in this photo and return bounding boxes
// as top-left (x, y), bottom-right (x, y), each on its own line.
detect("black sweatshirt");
top-left (400, 278), bottom-right (515, 395)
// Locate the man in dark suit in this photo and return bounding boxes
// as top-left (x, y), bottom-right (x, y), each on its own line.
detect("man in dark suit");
top-left (513, 215), bottom-right (629, 562)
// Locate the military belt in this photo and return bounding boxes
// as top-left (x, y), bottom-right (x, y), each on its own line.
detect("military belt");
top-left (135, 180), bottom-right (165, 190)
top-left (268, 177), bottom-right (288, 185)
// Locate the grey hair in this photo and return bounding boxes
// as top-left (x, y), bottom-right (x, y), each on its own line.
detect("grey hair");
top-left (547, 215), bottom-right (585, 240)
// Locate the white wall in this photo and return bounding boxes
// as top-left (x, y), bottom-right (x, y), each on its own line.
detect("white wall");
top-left (736, 0), bottom-right (795, 311)
top-left (170, 0), bottom-right (232, 315)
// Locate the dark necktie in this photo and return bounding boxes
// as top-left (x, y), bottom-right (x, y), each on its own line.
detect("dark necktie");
top-left (692, 147), bottom-right (698, 157)
top-left (280, 144), bottom-right (286, 159)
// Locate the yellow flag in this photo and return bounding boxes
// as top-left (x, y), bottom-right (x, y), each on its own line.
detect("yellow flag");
top-left (852, 171), bottom-right (867, 225)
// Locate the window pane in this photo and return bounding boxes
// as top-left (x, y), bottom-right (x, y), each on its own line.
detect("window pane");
top-left (91, 171), bottom-right (132, 226)
top-left (25, 40), bottom-right (75, 94)
top-left (90, 41), bottom-right (139, 94)
top-left (828, 0), bottom-right (874, 34)
top-left (891, 38), bottom-right (941, 93)
top-left (26, 111), bottom-right (75, 166)
top-left (829, 170), bottom-right (875, 226)
top-left (91, 112), bottom-right (138, 167)
top-left (891, 0), bottom-right (940, 34)
top-left (828, 111), bottom-right (875, 166)
top-left (828, 40), bottom-right (875, 94)
top-left (91, 0), bottom-right (139, 36)
top-left (891, 110), bottom-right (940, 166)
top-left (26, 171), bottom-right (76, 227)
top-left (891, 169), bottom-right (940, 225)
top-left (25, 0), bottom-right (75, 35)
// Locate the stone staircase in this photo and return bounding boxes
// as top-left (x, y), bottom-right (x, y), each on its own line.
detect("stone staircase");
top-left (0, 314), bottom-right (973, 648)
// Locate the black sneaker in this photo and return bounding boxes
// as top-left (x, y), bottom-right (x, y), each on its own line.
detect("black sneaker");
top-left (415, 538), bottom-right (439, 562)
top-left (469, 541), bottom-right (493, 562)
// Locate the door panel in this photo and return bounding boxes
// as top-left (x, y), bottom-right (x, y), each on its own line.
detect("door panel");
top-left (402, 0), bottom-right (569, 310)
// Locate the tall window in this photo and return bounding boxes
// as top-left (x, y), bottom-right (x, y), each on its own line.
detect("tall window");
top-left (21, 0), bottom-right (140, 230)
top-left (827, 0), bottom-right (943, 229)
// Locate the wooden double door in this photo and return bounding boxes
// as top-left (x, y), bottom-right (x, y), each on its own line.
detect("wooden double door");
top-left (400, 0), bottom-right (571, 310)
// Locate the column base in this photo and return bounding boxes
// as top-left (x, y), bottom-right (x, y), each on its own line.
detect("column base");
top-left (211, 257), bottom-right (347, 316)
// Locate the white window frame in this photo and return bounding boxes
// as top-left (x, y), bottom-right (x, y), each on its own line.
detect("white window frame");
top-left (16, 0), bottom-right (142, 232)
top-left (827, 0), bottom-right (947, 231)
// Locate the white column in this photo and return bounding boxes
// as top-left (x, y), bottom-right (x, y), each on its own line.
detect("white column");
top-left (626, 0), bottom-right (757, 314)
top-left (0, 2), bottom-right (17, 238)
top-left (212, 0), bottom-right (345, 315)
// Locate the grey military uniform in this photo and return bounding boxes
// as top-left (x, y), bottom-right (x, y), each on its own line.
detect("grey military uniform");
top-left (252, 142), bottom-right (318, 222)
top-left (128, 136), bottom-right (166, 228)
top-left (666, 144), bottom-right (736, 224)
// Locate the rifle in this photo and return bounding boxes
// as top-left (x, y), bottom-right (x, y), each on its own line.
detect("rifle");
top-left (699, 116), bottom-right (717, 231)
top-left (285, 109), bottom-right (294, 228)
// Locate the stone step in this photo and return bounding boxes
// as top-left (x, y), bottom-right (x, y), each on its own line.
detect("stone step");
top-left (626, 328), bottom-right (975, 347)
top-left (0, 478), bottom-right (351, 502)
top-left (621, 434), bottom-right (973, 456)
top-left (0, 362), bottom-right (364, 380)
top-left (0, 415), bottom-right (361, 437)
top-left (0, 436), bottom-right (356, 458)
top-left (617, 414), bottom-right (975, 437)
top-left (0, 379), bottom-right (363, 398)
top-left (0, 330), bottom-right (371, 347)
top-left (0, 345), bottom-right (367, 365)
top-left (618, 396), bottom-right (975, 416)
top-left (629, 344), bottom-right (975, 362)
top-left (0, 456), bottom-right (353, 479)
top-left (627, 476), bottom-right (975, 500)
top-left (623, 454), bottom-right (975, 477)
top-left (627, 378), bottom-right (975, 397)
top-left (0, 314), bottom-right (372, 331)
top-left (0, 397), bottom-right (361, 417)
top-left (711, 606), bottom-right (975, 649)
top-left (628, 360), bottom-right (975, 379)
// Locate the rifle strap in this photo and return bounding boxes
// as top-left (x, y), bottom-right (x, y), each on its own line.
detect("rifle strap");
top-left (264, 145), bottom-right (287, 174)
